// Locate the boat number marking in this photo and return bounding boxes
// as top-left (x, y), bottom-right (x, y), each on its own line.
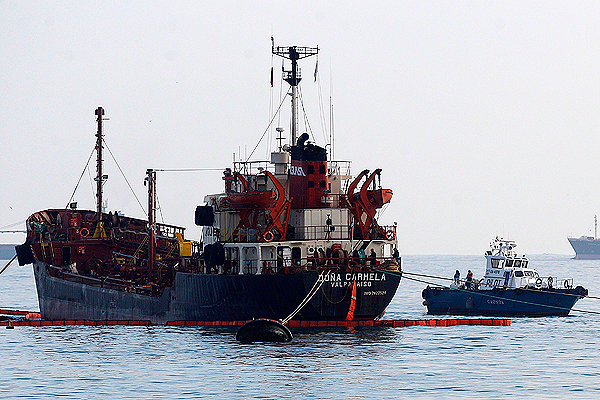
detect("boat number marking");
top-left (364, 291), bottom-right (387, 296)
top-left (487, 299), bottom-right (504, 305)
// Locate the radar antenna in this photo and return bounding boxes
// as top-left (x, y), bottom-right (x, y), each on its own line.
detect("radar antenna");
top-left (272, 43), bottom-right (318, 147)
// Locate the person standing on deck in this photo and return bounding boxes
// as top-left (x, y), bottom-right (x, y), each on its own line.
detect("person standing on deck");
top-left (466, 270), bottom-right (473, 289)
top-left (453, 270), bottom-right (460, 286)
top-left (368, 248), bottom-right (377, 266)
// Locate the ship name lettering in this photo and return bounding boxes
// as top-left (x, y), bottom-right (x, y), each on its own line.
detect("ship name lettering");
top-left (320, 273), bottom-right (342, 282)
top-left (345, 272), bottom-right (384, 281)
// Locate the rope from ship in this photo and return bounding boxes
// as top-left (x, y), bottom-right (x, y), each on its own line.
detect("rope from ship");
top-left (392, 270), bottom-right (595, 299)
top-left (382, 268), bottom-right (600, 315)
top-left (281, 270), bottom-right (330, 325)
top-left (399, 270), bottom-right (599, 299)
top-left (321, 279), bottom-right (351, 305)
top-left (245, 93), bottom-right (289, 162)
top-left (65, 146), bottom-right (96, 209)
top-left (0, 254), bottom-right (17, 277)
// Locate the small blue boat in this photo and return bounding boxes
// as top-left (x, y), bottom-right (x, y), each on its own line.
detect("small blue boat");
top-left (422, 238), bottom-right (588, 317)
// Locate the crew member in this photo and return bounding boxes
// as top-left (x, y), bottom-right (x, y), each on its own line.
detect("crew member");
top-left (368, 248), bottom-right (377, 266)
top-left (453, 270), bottom-right (460, 285)
top-left (466, 270), bottom-right (473, 289)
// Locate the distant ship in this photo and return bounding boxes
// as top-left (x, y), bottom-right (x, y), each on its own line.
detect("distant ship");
top-left (568, 216), bottom-right (600, 259)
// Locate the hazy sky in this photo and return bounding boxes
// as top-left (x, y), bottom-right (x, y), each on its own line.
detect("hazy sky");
top-left (2, 1), bottom-right (599, 255)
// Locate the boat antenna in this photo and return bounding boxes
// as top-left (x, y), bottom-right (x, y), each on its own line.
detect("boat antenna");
top-left (95, 107), bottom-right (108, 219)
top-left (329, 65), bottom-right (334, 161)
top-left (272, 42), bottom-right (318, 146)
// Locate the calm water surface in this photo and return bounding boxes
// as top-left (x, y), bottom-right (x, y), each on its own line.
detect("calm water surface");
top-left (1, 254), bottom-right (599, 399)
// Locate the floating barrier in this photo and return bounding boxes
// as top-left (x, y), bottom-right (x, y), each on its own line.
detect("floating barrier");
top-left (0, 308), bottom-right (30, 316)
top-left (0, 309), bottom-right (511, 328)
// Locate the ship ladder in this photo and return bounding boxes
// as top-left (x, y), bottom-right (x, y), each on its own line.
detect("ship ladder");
top-left (131, 235), bottom-right (148, 263)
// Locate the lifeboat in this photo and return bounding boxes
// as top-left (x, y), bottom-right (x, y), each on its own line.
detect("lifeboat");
top-left (222, 191), bottom-right (273, 210)
top-left (366, 189), bottom-right (393, 209)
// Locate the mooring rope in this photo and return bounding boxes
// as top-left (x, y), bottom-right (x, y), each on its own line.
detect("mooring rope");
top-left (367, 266), bottom-right (600, 316)
top-left (281, 270), bottom-right (330, 324)
top-left (400, 270), bottom-right (600, 300)
top-left (0, 254), bottom-right (17, 277)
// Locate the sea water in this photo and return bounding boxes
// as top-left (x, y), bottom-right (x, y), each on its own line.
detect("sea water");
top-left (1, 254), bottom-right (599, 399)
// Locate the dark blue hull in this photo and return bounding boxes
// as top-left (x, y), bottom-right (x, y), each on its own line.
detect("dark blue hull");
top-left (422, 286), bottom-right (587, 317)
top-left (33, 261), bottom-right (401, 324)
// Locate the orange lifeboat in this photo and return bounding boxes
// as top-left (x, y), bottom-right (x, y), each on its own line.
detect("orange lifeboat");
top-left (366, 188), bottom-right (393, 208)
top-left (226, 191), bottom-right (273, 210)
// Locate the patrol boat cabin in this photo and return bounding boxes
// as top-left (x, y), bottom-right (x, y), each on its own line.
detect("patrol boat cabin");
top-left (475, 238), bottom-right (571, 291)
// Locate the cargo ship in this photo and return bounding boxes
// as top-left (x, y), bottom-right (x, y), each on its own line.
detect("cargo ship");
top-left (15, 43), bottom-right (401, 324)
top-left (568, 216), bottom-right (600, 259)
top-left (422, 238), bottom-right (587, 316)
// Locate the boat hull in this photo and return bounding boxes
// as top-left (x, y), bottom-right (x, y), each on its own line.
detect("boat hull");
top-left (33, 261), bottom-right (401, 324)
top-left (567, 237), bottom-right (600, 259)
top-left (422, 286), bottom-right (586, 317)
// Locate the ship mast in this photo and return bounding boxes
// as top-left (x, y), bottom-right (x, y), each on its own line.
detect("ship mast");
top-left (272, 43), bottom-right (319, 146)
top-left (145, 169), bottom-right (156, 272)
top-left (94, 107), bottom-right (107, 219)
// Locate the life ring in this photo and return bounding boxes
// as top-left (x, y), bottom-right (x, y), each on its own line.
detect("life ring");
top-left (385, 229), bottom-right (396, 240)
top-left (219, 197), bottom-right (231, 208)
top-left (80, 228), bottom-right (89, 238)
top-left (263, 231), bottom-right (274, 242)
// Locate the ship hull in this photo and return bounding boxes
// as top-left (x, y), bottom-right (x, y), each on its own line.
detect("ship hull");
top-left (567, 237), bottom-right (600, 259)
top-left (33, 261), bottom-right (401, 324)
top-left (422, 286), bottom-right (586, 317)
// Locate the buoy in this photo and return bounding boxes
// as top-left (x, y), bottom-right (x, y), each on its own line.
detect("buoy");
top-left (236, 319), bottom-right (292, 343)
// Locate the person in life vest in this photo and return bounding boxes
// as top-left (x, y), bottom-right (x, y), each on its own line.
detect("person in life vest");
top-left (453, 270), bottom-right (460, 286)
top-left (466, 270), bottom-right (474, 289)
